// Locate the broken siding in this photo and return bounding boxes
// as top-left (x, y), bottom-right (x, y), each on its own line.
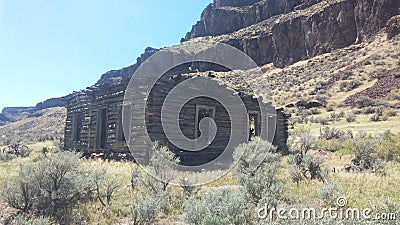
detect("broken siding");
top-left (64, 73), bottom-right (288, 163)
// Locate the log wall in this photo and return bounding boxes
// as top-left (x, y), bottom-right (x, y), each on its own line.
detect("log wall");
top-left (64, 73), bottom-right (288, 163)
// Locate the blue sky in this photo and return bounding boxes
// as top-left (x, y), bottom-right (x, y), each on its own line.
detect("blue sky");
top-left (0, 0), bottom-right (211, 111)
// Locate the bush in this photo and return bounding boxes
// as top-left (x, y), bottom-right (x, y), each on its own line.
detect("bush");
top-left (130, 142), bottom-right (180, 224)
top-left (92, 167), bottom-right (120, 207)
top-left (180, 178), bottom-right (201, 200)
top-left (0, 152), bottom-right (16, 161)
top-left (370, 113), bottom-right (380, 122)
top-left (377, 131), bottom-right (400, 162)
top-left (11, 215), bottom-right (52, 225)
top-left (19, 146), bottom-right (33, 158)
top-left (338, 80), bottom-right (361, 92)
top-left (183, 189), bottom-right (246, 225)
top-left (131, 194), bottom-right (165, 225)
top-left (2, 151), bottom-right (94, 223)
top-left (319, 127), bottom-right (349, 140)
top-left (291, 129), bottom-right (315, 155)
top-left (147, 142), bottom-right (180, 192)
top-left (288, 153), bottom-right (328, 184)
top-left (345, 112), bottom-right (356, 122)
top-left (232, 138), bottom-right (284, 224)
top-left (326, 104), bottom-right (333, 112)
top-left (386, 110), bottom-right (397, 117)
top-left (355, 96), bottom-right (375, 108)
top-left (361, 106), bottom-right (383, 115)
top-left (233, 138), bottom-right (283, 205)
top-left (319, 182), bottom-right (338, 206)
top-left (329, 112), bottom-right (343, 122)
top-left (319, 118), bottom-right (329, 125)
top-left (350, 138), bottom-right (386, 175)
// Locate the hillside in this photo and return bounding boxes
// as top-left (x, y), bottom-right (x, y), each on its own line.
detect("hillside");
top-left (0, 107), bottom-right (66, 146)
top-left (95, 0), bottom-right (399, 85)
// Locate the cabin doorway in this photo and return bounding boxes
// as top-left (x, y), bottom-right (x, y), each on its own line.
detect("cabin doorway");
top-left (195, 105), bottom-right (216, 144)
top-left (248, 111), bottom-right (260, 141)
top-left (95, 108), bottom-right (108, 150)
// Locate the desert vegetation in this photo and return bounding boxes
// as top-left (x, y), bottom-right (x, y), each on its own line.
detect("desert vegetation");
top-left (0, 130), bottom-right (399, 224)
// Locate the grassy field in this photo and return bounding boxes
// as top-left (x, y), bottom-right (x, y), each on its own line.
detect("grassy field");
top-left (0, 139), bottom-right (399, 224)
top-left (297, 112), bottom-right (400, 137)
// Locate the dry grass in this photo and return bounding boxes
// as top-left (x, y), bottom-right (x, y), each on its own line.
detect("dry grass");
top-left (298, 114), bottom-right (400, 137)
top-left (0, 139), bottom-right (399, 224)
top-left (0, 107), bottom-right (66, 145)
top-left (280, 154), bottom-right (400, 210)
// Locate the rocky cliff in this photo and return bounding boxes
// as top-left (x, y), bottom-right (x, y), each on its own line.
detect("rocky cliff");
top-left (35, 97), bottom-right (67, 110)
top-left (184, 0), bottom-right (319, 40)
top-left (34, 0), bottom-right (400, 88)
top-left (184, 0), bottom-right (399, 68)
top-left (96, 47), bottom-right (159, 84)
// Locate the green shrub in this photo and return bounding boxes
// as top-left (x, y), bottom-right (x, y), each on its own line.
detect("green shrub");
top-left (233, 138), bottom-right (282, 204)
top-left (183, 189), bottom-right (246, 225)
top-left (288, 153), bottom-right (328, 184)
top-left (345, 112), bottom-right (356, 122)
top-left (319, 182), bottom-right (338, 206)
top-left (0, 152), bottom-right (16, 161)
top-left (351, 138), bottom-right (386, 175)
top-left (2, 151), bottom-right (94, 222)
top-left (290, 129), bottom-right (316, 154)
top-left (338, 80), bottom-right (361, 92)
top-left (180, 178), bottom-right (201, 200)
top-left (370, 113), bottom-right (380, 122)
top-left (19, 146), bottom-right (33, 158)
top-left (319, 118), bottom-right (329, 125)
top-left (319, 127), bottom-right (349, 140)
top-left (11, 215), bottom-right (52, 225)
top-left (361, 106), bottom-right (382, 115)
top-left (355, 96), bottom-right (375, 108)
top-left (41, 147), bottom-right (49, 157)
top-left (131, 193), bottom-right (165, 225)
top-left (377, 131), bottom-right (400, 162)
top-left (147, 142), bottom-right (180, 192)
top-left (130, 142), bottom-right (180, 224)
top-left (386, 110), bottom-right (397, 117)
top-left (92, 167), bottom-right (120, 207)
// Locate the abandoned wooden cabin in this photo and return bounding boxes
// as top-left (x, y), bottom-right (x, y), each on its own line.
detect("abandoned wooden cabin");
top-left (64, 70), bottom-right (289, 165)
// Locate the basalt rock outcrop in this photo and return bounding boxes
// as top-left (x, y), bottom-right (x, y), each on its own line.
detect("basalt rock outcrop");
top-left (76, 0), bottom-right (400, 84)
top-left (97, 47), bottom-right (159, 84)
top-left (35, 97), bottom-right (67, 110)
top-left (387, 15), bottom-right (400, 39)
top-left (184, 0), bottom-right (319, 40)
top-left (184, 0), bottom-right (400, 68)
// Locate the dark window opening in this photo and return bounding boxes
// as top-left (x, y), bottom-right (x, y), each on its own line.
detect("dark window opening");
top-left (249, 112), bottom-right (260, 141)
top-left (72, 113), bottom-right (81, 142)
top-left (96, 108), bottom-right (108, 150)
top-left (195, 105), bottom-right (215, 143)
top-left (117, 105), bottom-right (132, 142)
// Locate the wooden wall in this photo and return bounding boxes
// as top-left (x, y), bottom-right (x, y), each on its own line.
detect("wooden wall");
top-left (64, 74), bottom-right (289, 164)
